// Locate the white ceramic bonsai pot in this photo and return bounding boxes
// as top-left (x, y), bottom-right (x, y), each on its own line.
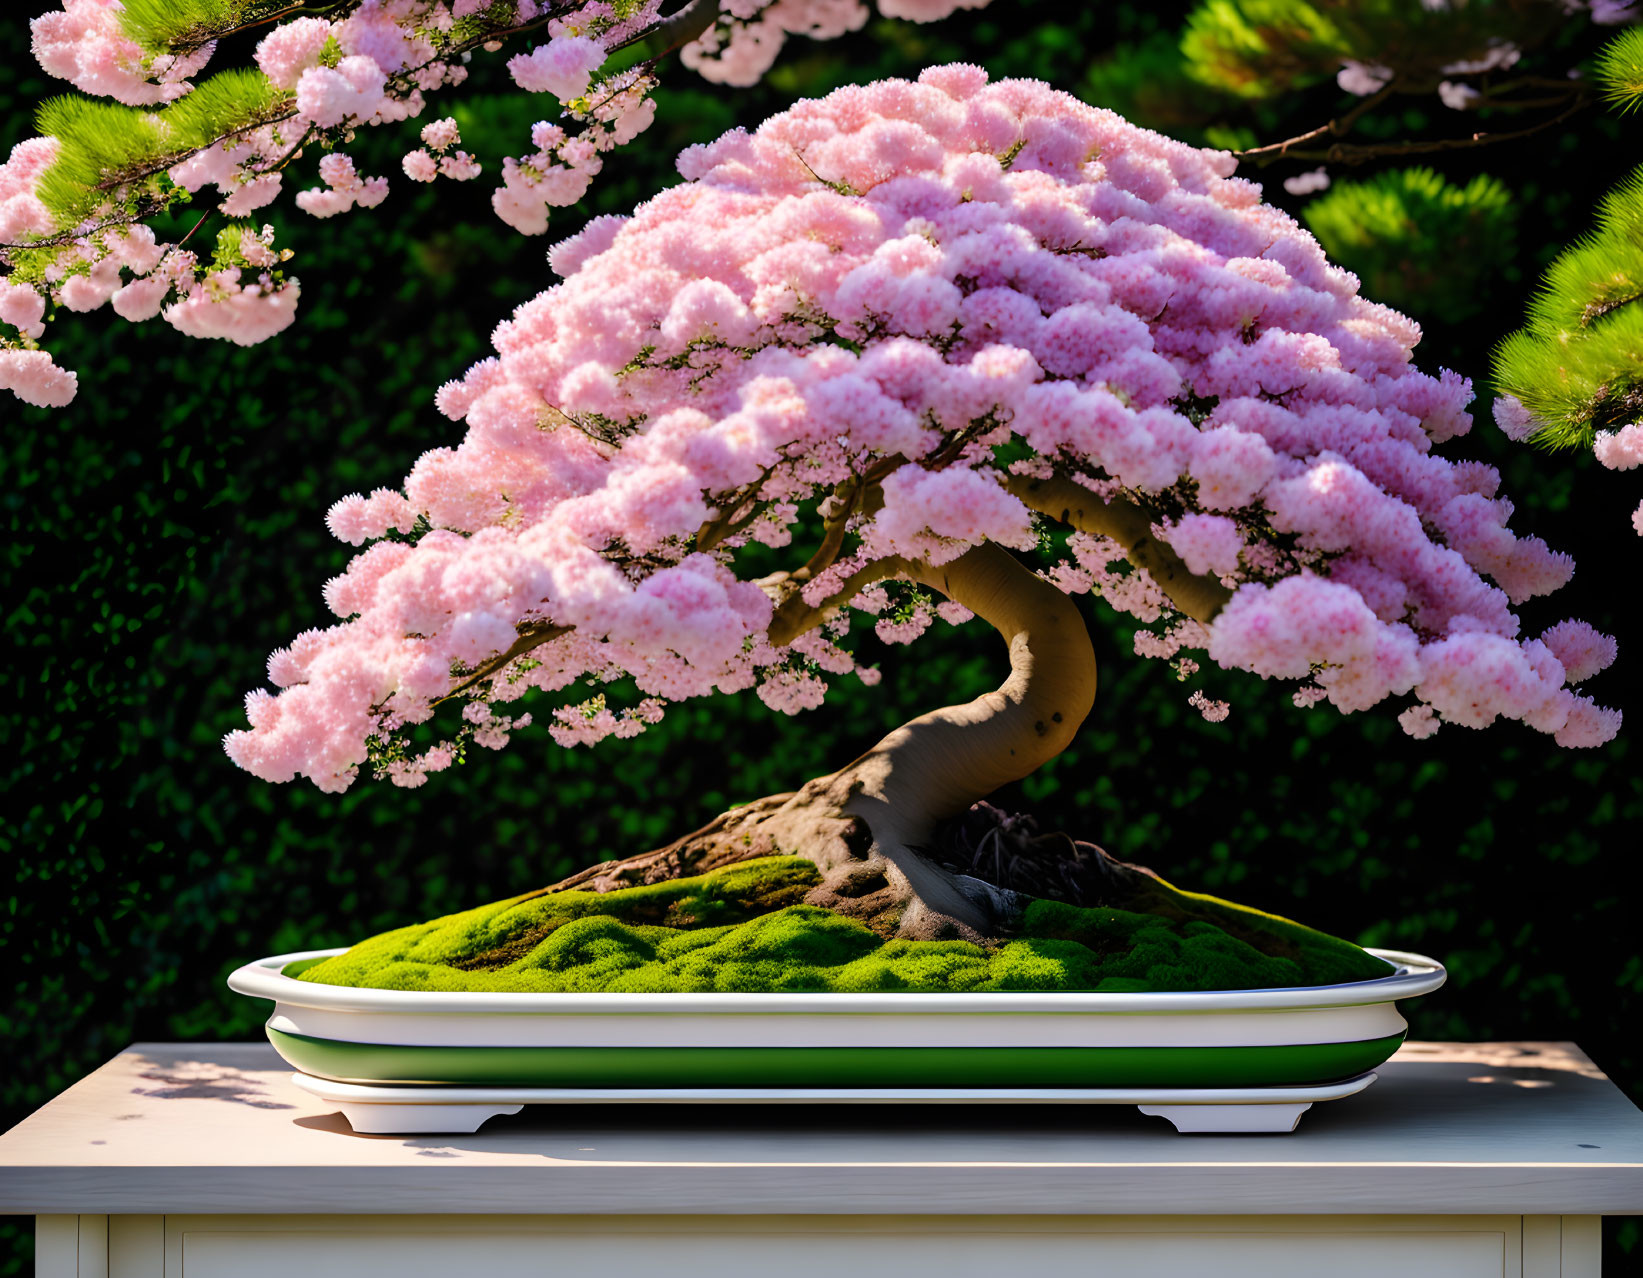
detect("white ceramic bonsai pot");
top-left (228, 947), bottom-right (1445, 1092)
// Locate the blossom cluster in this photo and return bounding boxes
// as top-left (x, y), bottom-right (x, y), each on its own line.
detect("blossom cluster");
top-left (31, 0), bottom-right (213, 105)
top-left (402, 117), bottom-right (483, 183)
top-left (220, 68), bottom-right (1619, 790)
top-left (5, 0), bottom-right (1006, 410)
top-left (0, 125), bottom-right (301, 388)
top-left (7, 1), bottom-right (483, 396)
top-left (684, 0), bottom-right (990, 86)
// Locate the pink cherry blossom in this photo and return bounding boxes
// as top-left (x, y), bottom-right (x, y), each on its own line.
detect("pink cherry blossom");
top-left (110, 276), bottom-right (169, 323)
top-left (295, 55), bottom-right (388, 128)
top-left (165, 273), bottom-right (301, 345)
top-left (1492, 394), bottom-right (1538, 442)
top-left (403, 150), bottom-right (440, 182)
top-left (1188, 689), bottom-right (1230, 722)
top-left (1594, 424), bottom-right (1643, 470)
top-left (0, 348), bottom-right (78, 407)
top-left (1337, 61), bottom-right (1392, 95)
top-left (225, 69), bottom-right (1619, 792)
top-left (422, 118), bottom-right (462, 151)
top-left (509, 35), bottom-right (606, 99)
top-left (255, 17), bottom-right (336, 89)
top-left (1162, 514), bottom-right (1244, 577)
top-left (296, 154), bottom-right (389, 218)
top-left (58, 262), bottom-right (122, 313)
top-left (0, 137), bottom-right (59, 245)
top-left (439, 153), bottom-right (483, 181)
top-left (327, 489), bottom-right (420, 546)
top-left (32, 0), bottom-right (211, 105)
top-left (105, 225), bottom-right (167, 275)
top-left (1538, 619), bottom-right (1619, 684)
top-left (0, 281), bottom-right (47, 340)
top-left (1398, 704), bottom-right (1440, 739)
top-left (1283, 168), bottom-right (1330, 197)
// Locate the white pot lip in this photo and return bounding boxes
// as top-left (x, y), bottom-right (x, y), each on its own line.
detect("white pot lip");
top-left (228, 946), bottom-right (1445, 1017)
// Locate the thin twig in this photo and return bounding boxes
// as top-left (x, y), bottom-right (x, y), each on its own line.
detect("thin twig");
top-left (1468, 92), bottom-right (1582, 112)
top-left (2, 201), bottom-right (170, 252)
top-left (1234, 82), bottom-right (1397, 161)
top-left (175, 209), bottom-right (211, 250)
top-left (256, 122), bottom-right (316, 175)
top-left (1244, 94), bottom-right (1593, 167)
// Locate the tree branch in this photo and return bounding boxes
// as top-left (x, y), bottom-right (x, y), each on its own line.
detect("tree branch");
top-left (1001, 472), bottom-right (1233, 625)
top-left (695, 460), bottom-right (779, 551)
top-left (788, 479), bottom-right (860, 585)
top-left (7, 0), bottom-right (716, 258)
top-left (90, 104), bottom-right (301, 193)
top-left (613, 0), bottom-right (722, 60)
top-left (753, 453), bottom-right (909, 625)
top-left (431, 621), bottom-right (571, 707)
top-left (1238, 94), bottom-right (1592, 167)
top-left (766, 555), bottom-right (912, 648)
top-left (1233, 81), bottom-right (1397, 162)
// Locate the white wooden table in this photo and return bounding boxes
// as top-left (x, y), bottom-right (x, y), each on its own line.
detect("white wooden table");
top-left (3, 1041), bottom-right (1640, 1277)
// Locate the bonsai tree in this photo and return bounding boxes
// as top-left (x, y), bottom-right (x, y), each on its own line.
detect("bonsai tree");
top-left (221, 68), bottom-right (1620, 946)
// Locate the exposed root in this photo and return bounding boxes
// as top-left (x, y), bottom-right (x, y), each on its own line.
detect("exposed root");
top-left (528, 776), bottom-right (1018, 943)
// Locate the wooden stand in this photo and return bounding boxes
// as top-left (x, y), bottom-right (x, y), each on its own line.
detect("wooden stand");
top-left (4, 1041), bottom-right (1640, 1277)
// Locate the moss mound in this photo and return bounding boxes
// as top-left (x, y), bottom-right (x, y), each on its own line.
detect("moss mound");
top-left (291, 856), bottom-right (1394, 993)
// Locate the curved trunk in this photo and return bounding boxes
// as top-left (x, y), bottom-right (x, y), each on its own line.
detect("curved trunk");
top-left (823, 542), bottom-right (1096, 936)
top-left (544, 543), bottom-right (1098, 943)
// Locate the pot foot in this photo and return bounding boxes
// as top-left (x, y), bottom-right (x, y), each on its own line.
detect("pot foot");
top-left (334, 1100), bottom-right (524, 1135)
top-left (1137, 1101), bottom-right (1313, 1133)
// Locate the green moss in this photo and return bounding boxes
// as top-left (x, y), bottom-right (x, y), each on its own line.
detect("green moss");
top-left (294, 856), bottom-right (1394, 994)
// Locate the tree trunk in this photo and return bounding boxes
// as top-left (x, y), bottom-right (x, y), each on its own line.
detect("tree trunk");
top-left (539, 543), bottom-right (1100, 943)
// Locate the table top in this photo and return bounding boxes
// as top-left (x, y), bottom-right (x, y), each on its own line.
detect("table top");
top-left (1, 1041), bottom-right (1640, 1216)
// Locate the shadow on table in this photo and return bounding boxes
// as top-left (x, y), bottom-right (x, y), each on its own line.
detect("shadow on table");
top-left (1292, 1041), bottom-right (1615, 1142)
top-left (127, 1050), bottom-right (296, 1111)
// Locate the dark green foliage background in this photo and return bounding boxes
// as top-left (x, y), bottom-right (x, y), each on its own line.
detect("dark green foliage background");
top-left (2, 3), bottom-right (1639, 1270)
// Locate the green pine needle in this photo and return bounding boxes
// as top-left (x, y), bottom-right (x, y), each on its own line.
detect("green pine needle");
top-left (1302, 168), bottom-right (1515, 324)
top-left (1495, 164), bottom-right (1643, 450)
top-left (1595, 27), bottom-right (1643, 116)
top-left (32, 71), bottom-right (291, 230)
top-left (163, 68), bottom-right (290, 151)
top-left (1083, 33), bottom-right (1243, 135)
top-left (116, 0), bottom-right (284, 56)
top-left (1180, 0), bottom-right (1346, 98)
